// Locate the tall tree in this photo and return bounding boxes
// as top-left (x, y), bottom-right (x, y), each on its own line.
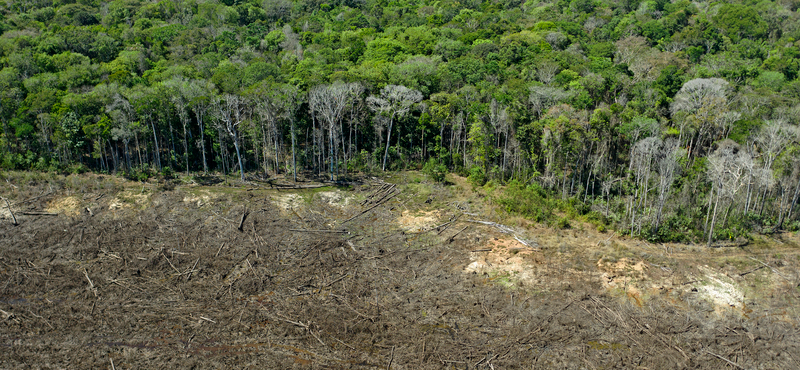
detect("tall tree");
top-left (309, 82), bottom-right (360, 180)
top-left (367, 84), bottom-right (423, 171)
top-left (214, 94), bottom-right (248, 181)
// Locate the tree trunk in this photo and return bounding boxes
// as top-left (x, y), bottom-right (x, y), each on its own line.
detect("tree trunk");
top-left (150, 119), bottom-right (161, 171)
top-left (707, 189), bottom-right (721, 247)
top-left (274, 124), bottom-right (280, 175)
top-left (233, 130), bottom-right (244, 181)
top-left (198, 110), bottom-right (208, 174)
top-left (291, 119), bottom-right (297, 182)
top-left (108, 139), bottom-right (118, 173)
top-left (182, 122), bottom-right (189, 175)
top-left (382, 115), bottom-right (395, 171)
top-left (787, 177), bottom-right (800, 221)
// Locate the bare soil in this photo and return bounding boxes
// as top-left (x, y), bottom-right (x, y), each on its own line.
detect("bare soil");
top-left (1, 172), bottom-right (799, 369)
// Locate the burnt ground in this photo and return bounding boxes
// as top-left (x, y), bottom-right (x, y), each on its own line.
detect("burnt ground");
top-left (1, 172), bottom-right (800, 369)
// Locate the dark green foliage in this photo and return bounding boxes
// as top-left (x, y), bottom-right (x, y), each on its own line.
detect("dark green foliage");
top-left (0, 0), bottom-right (798, 245)
top-left (422, 158), bottom-right (447, 183)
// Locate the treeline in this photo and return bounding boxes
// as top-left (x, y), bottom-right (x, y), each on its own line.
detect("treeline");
top-left (2, 0), bottom-right (800, 243)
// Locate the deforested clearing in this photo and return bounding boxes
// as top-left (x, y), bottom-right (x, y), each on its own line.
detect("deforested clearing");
top-left (1, 172), bottom-right (799, 369)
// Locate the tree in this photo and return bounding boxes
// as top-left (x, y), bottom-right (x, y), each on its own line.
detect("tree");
top-left (214, 94), bottom-right (248, 181)
top-left (670, 78), bottom-right (733, 157)
top-left (309, 82), bottom-right (361, 180)
top-left (528, 85), bottom-right (570, 118)
top-left (653, 139), bottom-right (681, 234)
top-left (251, 81), bottom-right (300, 180)
top-left (182, 79), bottom-right (215, 174)
top-left (164, 77), bottom-right (193, 175)
top-left (706, 140), bottom-right (752, 246)
top-left (367, 85), bottom-right (423, 171)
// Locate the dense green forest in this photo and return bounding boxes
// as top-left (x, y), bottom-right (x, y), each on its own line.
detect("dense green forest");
top-left (1, 0), bottom-right (800, 243)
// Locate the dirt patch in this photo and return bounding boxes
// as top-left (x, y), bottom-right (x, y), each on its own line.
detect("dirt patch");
top-left (598, 258), bottom-right (647, 286)
top-left (696, 265), bottom-right (745, 309)
top-left (271, 193), bottom-right (303, 212)
top-left (397, 210), bottom-right (439, 232)
top-left (465, 237), bottom-right (538, 282)
top-left (108, 190), bottom-right (149, 210)
top-left (315, 190), bottom-right (352, 207)
top-left (1, 172), bottom-right (800, 370)
top-left (182, 190), bottom-right (214, 207)
top-left (45, 196), bottom-right (81, 216)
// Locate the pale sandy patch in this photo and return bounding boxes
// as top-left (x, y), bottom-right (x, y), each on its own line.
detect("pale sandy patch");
top-left (397, 210), bottom-right (439, 232)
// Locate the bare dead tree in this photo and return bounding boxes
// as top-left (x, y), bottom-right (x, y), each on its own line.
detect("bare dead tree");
top-left (309, 82), bottom-right (360, 180)
top-left (214, 94), bottom-right (248, 181)
top-left (536, 61), bottom-right (560, 86)
top-left (367, 84), bottom-right (423, 171)
top-left (629, 137), bottom-right (660, 235)
top-left (528, 85), bottom-right (570, 118)
top-left (653, 139), bottom-right (682, 234)
top-left (706, 140), bottom-right (752, 246)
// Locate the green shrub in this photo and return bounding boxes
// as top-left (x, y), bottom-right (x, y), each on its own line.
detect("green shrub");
top-left (468, 165), bottom-right (486, 186)
top-left (496, 180), bottom-right (552, 223)
top-left (422, 158), bottom-right (447, 183)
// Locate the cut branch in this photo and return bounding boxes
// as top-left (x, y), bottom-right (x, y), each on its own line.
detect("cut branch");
top-left (3, 198), bottom-right (17, 225)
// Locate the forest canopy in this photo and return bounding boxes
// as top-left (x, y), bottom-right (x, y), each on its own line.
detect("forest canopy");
top-left (2, 0), bottom-right (800, 244)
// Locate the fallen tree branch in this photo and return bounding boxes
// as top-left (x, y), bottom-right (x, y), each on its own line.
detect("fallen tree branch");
top-left (448, 226), bottom-right (469, 243)
top-left (3, 198), bottom-right (17, 225)
top-left (289, 229), bottom-right (350, 234)
top-left (343, 190), bottom-right (400, 223)
top-left (748, 257), bottom-right (792, 281)
top-left (21, 211), bottom-right (58, 216)
top-left (10, 191), bottom-right (52, 206)
top-left (704, 349), bottom-right (744, 369)
top-left (237, 207), bottom-right (249, 232)
top-left (739, 265), bottom-right (766, 277)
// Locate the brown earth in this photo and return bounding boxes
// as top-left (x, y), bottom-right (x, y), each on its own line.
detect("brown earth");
top-left (1, 172), bottom-right (799, 369)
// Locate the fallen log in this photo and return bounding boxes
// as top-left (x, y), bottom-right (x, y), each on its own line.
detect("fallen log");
top-left (343, 190), bottom-right (400, 223)
top-left (289, 229), bottom-right (350, 234)
top-left (237, 208), bottom-right (249, 231)
top-left (21, 211), bottom-right (58, 216)
top-left (3, 198), bottom-right (17, 225)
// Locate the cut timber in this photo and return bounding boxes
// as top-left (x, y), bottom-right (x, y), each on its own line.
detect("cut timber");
top-left (237, 208), bottom-right (249, 232)
top-left (290, 229), bottom-right (350, 234)
top-left (272, 183), bottom-right (331, 189)
top-left (448, 226), bottom-right (469, 243)
top-left (343, 190), bottom-right (400, 223)
top-left (22, 211), bottom-right (58, 216)
top-left (3, 198), bottom-right (17, 225)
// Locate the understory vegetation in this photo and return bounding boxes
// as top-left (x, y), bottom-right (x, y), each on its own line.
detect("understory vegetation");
top-left (2, 0), bottom-right (800, 244)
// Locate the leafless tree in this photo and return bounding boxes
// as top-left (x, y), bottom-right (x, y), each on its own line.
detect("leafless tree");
top-left (653, 139), bottom-right (682, 234)
top-left (214, 94), bottom-right (248, 181)
top-left (182, 79), bottom-right (215, 174)
top-left (615, 36), bottom-right (650, 66)
top-left (745, 119), bottom-right (796, 215)
top-left (545, 32), bottom-right (567, 50)
top-left (528, 85), bottom-right (570, 118)
top-left (671, 78), bottom-right (733, 157)
top-left (583, 17), bottom-right (606, 34)
top-left (367, 84), bottom-right (423, 171)
top-left (489, 99), bottom-right (511, 179)
top-left (706, 140), bottom-right (752, 246)
top-left (309, 82), bottom-right (361, 179)
top-left (536, 61), bottom-right (560, 86)
top-left (629, 137), bottom-right (660, 235)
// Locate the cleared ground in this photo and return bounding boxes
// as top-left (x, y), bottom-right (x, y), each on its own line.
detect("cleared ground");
top-left (1, 172), bottom-right (799, 369)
